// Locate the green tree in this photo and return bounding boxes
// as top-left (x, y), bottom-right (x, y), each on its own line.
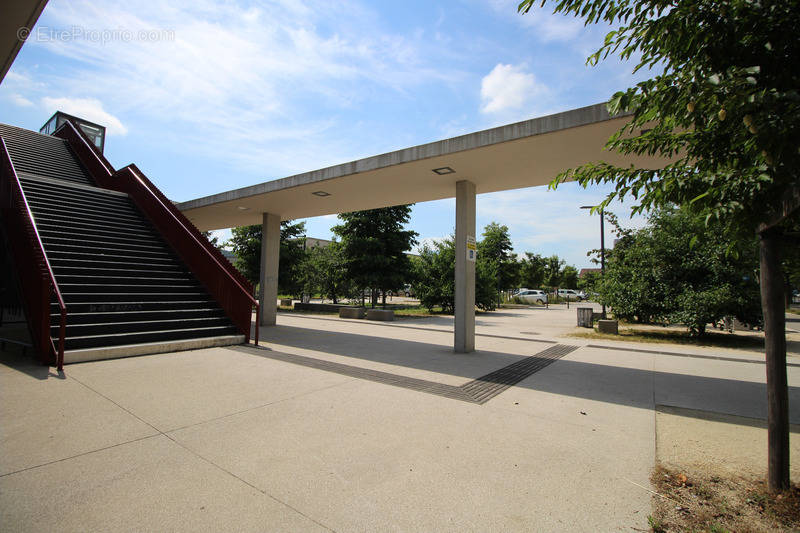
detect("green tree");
top-left (201, 230), bottom-right (222, 249)
top-left (577, 269), bottom-right (601, 296)
top-left (561, 265), bottom-right (579, 289)
top-left (519, 252), bottom-right (547, 289)
top-left (601, 207), bottom-right (762, 334)
top-left (301, 242), bottom-right (354, 304)
top-left (478, 222), bottom-right (520, 303)
top-left (228, 221), bottom-right (308, 297)
top-left (279, 221), bottom-right (307, 299)
top-left (543, 255), bottom-right (565, 289)
top-left (413, 237), bottom-right (497, 312)
top-left (332, 205), bottom-right (418, 308)
top-left (519, 0), bottom-right (800, 489)
top-left (229, 225), bottom-right (261, 286)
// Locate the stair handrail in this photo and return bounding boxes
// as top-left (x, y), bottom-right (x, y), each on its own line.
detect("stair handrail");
top-left (114, 164), bottom-right (260, 344)
top-left (0, 137), bottom-right (66, 370)
top-left (55, 120), bottom-right (260, 344)
top-left (54, 120), bottom-right (253, 291)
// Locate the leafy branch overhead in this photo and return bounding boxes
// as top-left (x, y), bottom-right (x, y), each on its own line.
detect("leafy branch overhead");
top-left (518, 0), bottom-right (799, 491)
top-left (520, 0), bottom-right (799, 231)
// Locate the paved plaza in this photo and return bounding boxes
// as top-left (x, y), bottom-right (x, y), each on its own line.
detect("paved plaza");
top-left (2, 306), bottom-right (800, 532)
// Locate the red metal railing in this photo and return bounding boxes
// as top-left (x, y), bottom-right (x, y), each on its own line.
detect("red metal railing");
top-left (0, 138), bottom-right (66, 370)
top-left (55, 122), bottom-right (259, 344)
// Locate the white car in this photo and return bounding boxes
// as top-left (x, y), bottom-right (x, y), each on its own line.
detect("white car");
top-left (516, 289), bottom-right (548, 304)
top-left (557, 289), bottom-right (586, 301)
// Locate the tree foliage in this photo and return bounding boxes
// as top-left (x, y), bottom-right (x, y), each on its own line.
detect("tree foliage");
top-left (520, 0), bottom-right (799, 231)
top-left (518, 0), bottom-right (800, 488)
top-left (301, 241), bottom-right (355, 304)
top-left (229, 225), bottom-right (261, 286)
top-left (519, 252), bottom-right (547, 288)
top-left (478, 222), bottom-right (520, 295)
top-left (228, 220), bottom-right (308, 296)
top-left (412, 236), bottom-right (497, 312)
top-left (600, 207), bottom-right (762, 334)
top-left (332, 205), bottom-right (418, 307)
top-left (279, 221), bottom-right (307, 298)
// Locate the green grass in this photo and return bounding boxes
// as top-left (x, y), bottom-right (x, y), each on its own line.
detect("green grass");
top-left (568, 327), bottom-right (765, 350)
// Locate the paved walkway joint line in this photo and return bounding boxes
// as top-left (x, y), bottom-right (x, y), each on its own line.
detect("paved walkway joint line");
top-left (230, 343), bottom-right (578, 404)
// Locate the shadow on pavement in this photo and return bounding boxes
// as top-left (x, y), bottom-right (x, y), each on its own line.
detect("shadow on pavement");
top-left (255, 324), bottom-right (800, 422)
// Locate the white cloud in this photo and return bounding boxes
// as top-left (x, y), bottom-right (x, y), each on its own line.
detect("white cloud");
top-left (480, 63), bottom-right (546, 114)
top-left (414, 236), bottom-right (449, 253)
top-left (9, 93), bottom-right (34, 107)
top-left (41, 96), bottom-right (128, 135)
top-left (475, 182), bottom-right (649, 268)
top-left (485, 0), bottom-right (586, 43)
top-left (21, 0), bottom-right (466, 178)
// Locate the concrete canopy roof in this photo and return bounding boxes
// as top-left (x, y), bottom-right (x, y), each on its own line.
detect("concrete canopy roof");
top-left (1, 0), bottom-right (49, 83)
top-left (178, 102), bottom-right (664, 231)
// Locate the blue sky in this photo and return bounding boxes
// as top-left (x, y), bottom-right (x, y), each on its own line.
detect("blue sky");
top-left (1, 0), bottom-right (653, 268)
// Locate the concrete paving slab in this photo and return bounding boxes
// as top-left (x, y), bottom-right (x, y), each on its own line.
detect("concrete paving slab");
top-left (170, 375), bottom-right (652, 532)
top-left (0, 434), bottom-right (329, 533)
top-left (65, 346), bottom-right (354, 432)
top-left (0, 352), bottom-right (156, 476)
top-left (263, 315), bottom-right (542, 386)
top-left (485, 346), bottom-right (656, 443)
top-left (655, 405), bottom-right (800, 481)
top-left (653, 352), bottom-right (800, 423)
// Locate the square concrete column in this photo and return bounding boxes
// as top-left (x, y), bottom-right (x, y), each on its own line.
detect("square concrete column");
top-left (259, 212), bottom-right (280, 326)
top-left (454, 180), bottom-right (476, 353)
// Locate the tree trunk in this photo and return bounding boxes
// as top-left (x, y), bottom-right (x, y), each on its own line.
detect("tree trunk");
top-left (760, 229), bottom-right (789, 491)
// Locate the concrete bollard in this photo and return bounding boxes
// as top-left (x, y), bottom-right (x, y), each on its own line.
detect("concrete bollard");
top-left (339, 307), bottom-right (366, 319)
top-left (597, 319), bottom-right (619, 335)
top-left (366, 309), bottom-right (395, 321)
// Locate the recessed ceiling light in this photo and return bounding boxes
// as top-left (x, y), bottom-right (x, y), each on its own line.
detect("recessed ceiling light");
top-left (432, 166), bottom-right (455, 175)
top-left (237, 206), bottom-right (250, 210)
top-left (312, 191), bottom-right (331, 197)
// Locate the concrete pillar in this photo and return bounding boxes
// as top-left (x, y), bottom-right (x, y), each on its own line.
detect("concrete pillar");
top-left (259, 212), bottom-right (280, 326)
top-left (454, 180), bottom-right (476, 353)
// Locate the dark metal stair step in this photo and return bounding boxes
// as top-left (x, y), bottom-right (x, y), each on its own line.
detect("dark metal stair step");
top-left (49, 253), bottom-right (180, 268)
top-left (53, 317), bottom-right (233, 337)
top-left (41, 234), bottom-right (167, 253)
top-left (31, 213), bottom-right (155, 234)
top-left (37, 223), bottom-right (158, 242)
top-left (51, 264), bottom-right (187, 277)
top-left (39, 229), bottom-right (162, 248)
top-left (60, 283), bottom-right (201, 294)
top-left (54, 308), bottom-right (225, 324)
top-left (56, 275), bottom-right (195, 286)
top-left (45, 244), bottom-right (174, 259)
top-left (60, 292), bottom-right (210, 303)
top-left (22, 185), bottom-right (132, 208)
top-left (51, 300), bottom-right (218, 313)
top-left (60, 326), bottom-right (240, 350)
top-left (28, 200), bottom-right (142, 222)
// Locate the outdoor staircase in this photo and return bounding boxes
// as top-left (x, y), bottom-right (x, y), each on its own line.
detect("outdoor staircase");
top-left (0, 123), bottom-right (250, 364)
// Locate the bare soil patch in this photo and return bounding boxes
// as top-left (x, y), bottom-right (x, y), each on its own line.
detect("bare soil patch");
top-left (648, 465), bottom-right (800, 532)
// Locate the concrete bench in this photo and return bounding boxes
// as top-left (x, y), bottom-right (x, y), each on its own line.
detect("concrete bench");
top-left (293, 302), bottom-right (348, 313)
top-left (339, 307), bottom-right (366, 319)
top-left (366, 309), bottom-right (394, 321)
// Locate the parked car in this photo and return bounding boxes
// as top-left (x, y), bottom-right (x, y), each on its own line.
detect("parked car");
top-left (516, 289), bottom-right (548, 304)
top-left (557, 289), bottom-right (586, 301)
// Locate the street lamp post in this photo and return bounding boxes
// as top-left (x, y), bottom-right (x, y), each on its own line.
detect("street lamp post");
top-left (581, 205), bottom-right (606, 319)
